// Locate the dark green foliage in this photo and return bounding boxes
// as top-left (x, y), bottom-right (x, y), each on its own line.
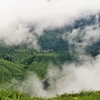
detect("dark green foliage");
top-left (0, 59), bottom-right (26, 83)
top-left (86, 40), bottom-right (100, 56)
top-left (0, 43), bottom-right (76, 83)
top-left (38, 30), bottom-right (69, 53)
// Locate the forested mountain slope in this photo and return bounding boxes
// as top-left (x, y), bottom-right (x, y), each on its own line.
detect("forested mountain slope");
top-left (0, 14), bottom-right (100, 99)
top-left (0, 14), bottom-right (100, 84)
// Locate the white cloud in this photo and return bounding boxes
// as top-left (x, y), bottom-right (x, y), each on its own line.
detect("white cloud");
top-left (16, 55), bottom-right (100, 97)
top-left (62, 21), bottom-right (100, 54)
top-left (4, 1), bottom-right (100, 97)
top-left (0, 0), bottom-right (100, 48)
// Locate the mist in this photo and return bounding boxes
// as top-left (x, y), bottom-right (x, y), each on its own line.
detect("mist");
top-left (0, 0), bottom-right (100, 49)
top-left (62, 20), bottom-right (100, 55)
top-left (15, 55), bottom-right (100, 97)
top-left (1, 0), bottom-right (100, 98)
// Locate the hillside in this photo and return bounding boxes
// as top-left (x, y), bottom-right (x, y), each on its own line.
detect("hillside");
top-left (0, 14), bottom-right (100, 99)
top-left (0, 90), bottom-right (100, 100)
top-left (0, 43), bottom-right (76, 84)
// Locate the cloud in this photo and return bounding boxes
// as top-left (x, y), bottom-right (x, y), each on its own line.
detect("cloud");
top-left (0, 0), bottom-right (100, 48)
top-left (62, 19), bottom-right (100, 54)
top-left (3, 0), bottom-right (100, 97)
top-left (16, 55), bottom-right (100, 97)
top-left (0, 21), bottom-right (40, 50)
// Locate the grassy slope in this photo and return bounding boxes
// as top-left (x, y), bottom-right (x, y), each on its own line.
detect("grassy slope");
top-left (0, 59), bottom-right (24, 83)
top-left (0, 15), bottom-right (100, 99)
top-left (0, 90), bottom-right (100, 100)
top-left (0, 45), bottom-right (98, 100)
top-left (0, 44), bottom-right (76, 83)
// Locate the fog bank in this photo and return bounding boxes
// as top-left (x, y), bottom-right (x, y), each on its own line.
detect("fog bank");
top-left (0, 0), bottom-right (100, 49)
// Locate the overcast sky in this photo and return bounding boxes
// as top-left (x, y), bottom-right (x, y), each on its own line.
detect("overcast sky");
top-left (0, 0), bottom-right (100, 27)
top-left (0, 0), bottom-right (100, 48)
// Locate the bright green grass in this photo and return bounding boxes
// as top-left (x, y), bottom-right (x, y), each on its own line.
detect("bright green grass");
top-left (0, 90), bottom-right (100, 100)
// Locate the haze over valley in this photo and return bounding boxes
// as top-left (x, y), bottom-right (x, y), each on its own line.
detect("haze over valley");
top-left (0, 0), bottom-right (100, 99)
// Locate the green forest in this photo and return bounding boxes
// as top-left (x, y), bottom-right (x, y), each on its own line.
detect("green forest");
top-left (0, 15), bottom-right (100, 99)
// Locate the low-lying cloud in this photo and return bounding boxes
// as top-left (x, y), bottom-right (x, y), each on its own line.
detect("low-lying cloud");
top-left (0, 0), bottom-right (100, 49)
top-left (16, 55), bottom-right (100, 97)
top-left (1, 0), bottom-right (100, 98)
top-left (62, 17), bottom-right (100, 54)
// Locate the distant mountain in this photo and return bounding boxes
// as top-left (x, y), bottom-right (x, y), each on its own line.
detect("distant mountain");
top-left (38, 14), bottom-right (100, 55)
top-left (0, 13), bottom-right (100, 85)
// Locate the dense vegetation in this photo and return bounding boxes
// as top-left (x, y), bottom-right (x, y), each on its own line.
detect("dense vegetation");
top-left (0, 90), bottom-right (100, 100)
top-left (0, 44), bottom-right (77, 99)
top-left (0, 14), bottom-right (100, 99)
top-left (0, 43), bottom-right (76, 83)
